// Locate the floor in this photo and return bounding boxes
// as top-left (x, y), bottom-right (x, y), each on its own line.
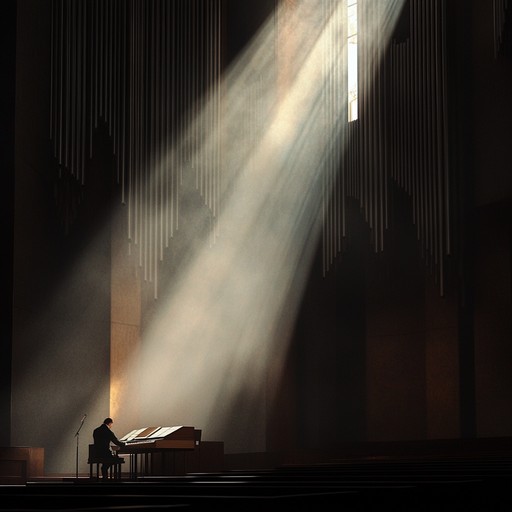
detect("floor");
top-left (1, 455), bottom-right (512, 511)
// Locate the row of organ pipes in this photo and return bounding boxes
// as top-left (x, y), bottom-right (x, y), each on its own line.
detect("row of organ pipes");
top-left (50, 0), bottom-right (452, 296)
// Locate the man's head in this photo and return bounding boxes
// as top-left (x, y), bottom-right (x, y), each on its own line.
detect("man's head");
top-left (103, 417), bottom-right (113, 428)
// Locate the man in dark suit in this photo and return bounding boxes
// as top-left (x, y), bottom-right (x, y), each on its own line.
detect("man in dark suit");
top-left (92, 417), bottom-right (125, 479)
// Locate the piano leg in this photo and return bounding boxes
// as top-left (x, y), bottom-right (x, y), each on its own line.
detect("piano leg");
top-left (144, 452), bottom-right (153, 476)
top-left (128, 453), bottom-right (137, 480)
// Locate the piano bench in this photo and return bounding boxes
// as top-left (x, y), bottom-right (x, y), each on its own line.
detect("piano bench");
top-left (87, 445), bottom-right (125, 480)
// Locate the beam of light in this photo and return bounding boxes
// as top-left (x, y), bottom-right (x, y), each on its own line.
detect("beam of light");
top-left (125, 0), bottom-right (405, 454)
top-left (130, 1), bottom-right (344, 453)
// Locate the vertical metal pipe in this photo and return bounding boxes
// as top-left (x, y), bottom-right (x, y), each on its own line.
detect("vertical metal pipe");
top-left (94, 0), bottom-right (98, 128)
top-left (70, 0), bottom-right (76, 176)
top-left (400, 43), bottom-right (404, 191)
top-left (50, 0), bottom-right (55, 140)
top-left (412, 1), bottom-right (419, 235)
top-left (368, 1), bottom-right (375, 238)
top-left (99, 0), bottom-right (103, 119)
top-left (78, 0), bottom-right (85, 170)
top-left (165, 0), bottom-right (171, 243)
top-left (360, 5), bottom-right (366, 220)
top-left (436, 0), bottom-right (445, 293)
top-left (338, 2), bottom-right (343, 253)
top-left (64, 2), bottom-right (70, 170)
top-left (439, 0), bottom-right (449, 293)
top-left (417, 0), bottom-right (423, 245)
top-left (378, 3), bottom-right (384, 251)
top-left (426, 0), bottom-right (433, 265)
top-left (326, 2), bottom-right (331, 265)
top-left (216, 0), bottom-right (221, 233)
top-left (71, 1), bottom-right (77, 177)
top-left (109, 0), bottom-right (113, 135)
top-left (89, 0), bottom-right (94, 157)
top-left (78, 0), bottom-right (83, 180)
top-left (430, 0), bottom-right (437, 270)
top-left (145, 0), bottom-right (151, 282)
top-left (205, 0), bottom-right (211, 210)
top-left (141, 0), bottom-right (146, 266)
top-left (430, 0), bottom-right (436, 268)
top-left (120, 0), bottom-right (126, 203)
top-left (149, 0), bottom-right (157, 251)
top-left (171, 0), bottom-right (178, 237)
top-left (401, 35), bottom-right (406, 195)
top-left (374, 3), bottom-right (380, 250)
top-left (159, 0), bottom-right (165, 261)
top-left (57, 0), bottom-right (62, 166)
top-left (432, 0), bottom-right (439, 270)
top-left (137, 0), bottom-right (143, 251)
top-left (157, 0), bottom-right (162, 291)
top-left (153, 0), bottom-right (159, 277)
top-left (135, 0), bottom-right (142, 256)
top-left (399, 43), bottom-right (404, 190)
top-left (128, 0), bottom-right (134, 242)
top-left (420, 0), bottom-right (426, 248)
top-left (107, 0), bottom-right (112, 132)
top-left (114, 0), bottom-right (119, 166)
top-left (133, 0), bottom-right (138, 253)
top-left (406, 17), bottom-right (412, 196)
top-left (391, 43), bottom-right (396, 184)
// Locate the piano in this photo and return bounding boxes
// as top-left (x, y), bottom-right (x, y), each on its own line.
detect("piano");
top-left (119, 425), bottom-right (200, 451)
top-left (116, 426), bottom-right (202, 478)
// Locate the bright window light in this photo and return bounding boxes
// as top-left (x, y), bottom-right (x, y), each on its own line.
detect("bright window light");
top-left (347, 0), bottom-right (358, 122)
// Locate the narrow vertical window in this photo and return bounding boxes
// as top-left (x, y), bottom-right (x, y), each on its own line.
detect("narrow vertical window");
top-left (347, 0), bottom-right (358, 122)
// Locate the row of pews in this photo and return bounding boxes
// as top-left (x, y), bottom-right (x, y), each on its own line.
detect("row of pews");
top-left (1, 453), bottom-right (512, 510)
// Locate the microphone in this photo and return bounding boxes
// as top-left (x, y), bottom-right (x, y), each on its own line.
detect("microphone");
top-left (74, 414), bottom-right (87, 437)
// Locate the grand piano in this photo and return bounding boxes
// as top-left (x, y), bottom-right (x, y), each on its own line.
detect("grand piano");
top-left (116, 426), bottom-right (202, 478)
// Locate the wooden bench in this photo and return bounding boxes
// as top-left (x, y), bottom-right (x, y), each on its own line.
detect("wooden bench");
top-left (87, 444), bottom-right (124, 480)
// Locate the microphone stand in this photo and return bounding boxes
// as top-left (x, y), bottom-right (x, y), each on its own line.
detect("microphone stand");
top-left (74, 415), bottom-right (86, 480)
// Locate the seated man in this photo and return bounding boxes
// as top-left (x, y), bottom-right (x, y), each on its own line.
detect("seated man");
top-left (92, 417), bottom-right (125, 479)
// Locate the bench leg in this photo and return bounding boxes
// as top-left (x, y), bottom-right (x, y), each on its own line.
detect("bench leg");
top-left (88, 461), bottom-right (123, 480)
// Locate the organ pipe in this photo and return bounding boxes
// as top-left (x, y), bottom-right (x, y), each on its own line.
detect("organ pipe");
top-left (494, 0), bottom-right (510, 57)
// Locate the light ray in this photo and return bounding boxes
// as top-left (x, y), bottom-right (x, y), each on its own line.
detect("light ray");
top-left (128, 0), bottom-right (405, 453)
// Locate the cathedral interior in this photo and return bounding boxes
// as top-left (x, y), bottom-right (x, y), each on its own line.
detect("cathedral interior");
top-left (1, 0), bottom-right (511, 509)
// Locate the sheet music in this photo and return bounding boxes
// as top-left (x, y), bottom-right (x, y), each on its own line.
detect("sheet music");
top-left (120, 425), bottom-right (190, 442)
top-left (134, 426), bottom-right (162, 439)
top-left (119, 428), bottom-right (146, 442)
top-left (151, 426), bottom-right (182, 438)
